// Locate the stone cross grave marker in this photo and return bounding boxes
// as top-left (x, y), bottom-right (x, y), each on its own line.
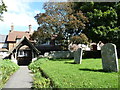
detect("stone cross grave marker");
top-left (74, 48), bottom-right (83, 64)
top-left (101, 43), bottom-right (119, 72)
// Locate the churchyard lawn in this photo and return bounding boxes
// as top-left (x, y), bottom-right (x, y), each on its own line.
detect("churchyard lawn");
top-left (29, 58), bottom-right (119, 88)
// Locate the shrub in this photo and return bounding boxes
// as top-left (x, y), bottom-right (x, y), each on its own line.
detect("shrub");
top-left (0, 59), bottom-right (19, 89)
top-left (28, 58), bottom-right (51, 88)
top-left (33, 72), bottom-right (51, 88)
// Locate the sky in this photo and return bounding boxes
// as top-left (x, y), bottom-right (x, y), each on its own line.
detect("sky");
top-left (1, 0), bottom-right (117, 35)
top-left (0, 0), bottom-right (46, 35)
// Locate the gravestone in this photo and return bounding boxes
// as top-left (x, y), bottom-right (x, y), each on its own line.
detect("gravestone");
top-left (101, 43), bottom-right (119, 72)
top-left (74, 48), bottom-right (82, 64)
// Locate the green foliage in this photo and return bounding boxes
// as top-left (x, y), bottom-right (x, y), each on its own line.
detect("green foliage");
top-left (30, 27), bottom-right (51, 45)
top-left (70, 33), bottom-right (88, 44)
top-left (0, 59), bottom-right (19, 88)
top-left (0, 0), bottom-right (7, 21)
top-left (28, 58), bottom-right (51, 88)
top-left (74, 2), bottom-right (120, 44)
top-left (29, 58), bottom-right (118, 88)
top-left (28, 58), bottom-right (42, 73)
top-left (32, 72), bottom-right (51, 88)
top-left (33, 2), bottom-right (88, 45)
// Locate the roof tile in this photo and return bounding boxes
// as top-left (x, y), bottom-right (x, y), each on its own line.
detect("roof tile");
top-left (7, 31), bottom-right (31, 41)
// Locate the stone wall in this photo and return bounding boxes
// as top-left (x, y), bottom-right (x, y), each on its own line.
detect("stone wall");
top-left (49, 51), bottom-right (74, 59)
top-left (47, 50), bottom-right (102, 59)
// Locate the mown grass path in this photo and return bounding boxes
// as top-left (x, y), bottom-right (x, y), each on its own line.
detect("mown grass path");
top-left (3, 66), bottom-right (33, 88)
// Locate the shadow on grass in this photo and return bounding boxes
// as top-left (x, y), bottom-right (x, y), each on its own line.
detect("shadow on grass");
top-left (64, 61), bottom-right (76, 64)
top-left (50, 59), bottom-right (73, 61)
top-left (79, 68), bottom-right (111, 73)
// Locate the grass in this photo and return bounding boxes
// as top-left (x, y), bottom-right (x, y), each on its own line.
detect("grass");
top-left (28, 58), bottom-right (51, 88)
top-left (29, 58), bottom-right (119, 88)
top-left (0, 59), bottom-right (19, 89)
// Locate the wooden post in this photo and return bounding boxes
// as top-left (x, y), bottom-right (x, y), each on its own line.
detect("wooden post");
top-left (14, 49), bottom-right (18, 64)
top-left (32, 49), bottom-right (34, 62)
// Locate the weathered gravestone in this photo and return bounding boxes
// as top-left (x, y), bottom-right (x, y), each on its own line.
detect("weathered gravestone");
top-left (74, 48), bottom-right (83, 64)
top-left (101, 43), bottom-right (119, 72)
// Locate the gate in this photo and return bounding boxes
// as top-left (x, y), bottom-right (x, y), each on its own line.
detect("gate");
top-left (17, 50), bottom-right (32, 65)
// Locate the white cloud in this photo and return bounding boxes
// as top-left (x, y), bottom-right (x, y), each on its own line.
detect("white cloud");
top-left (0, 0), bottom-right (39, 34)
top-left (3, 0), bottom-right (30, 13)
top-left (3, 12), bottom-right (37, 26)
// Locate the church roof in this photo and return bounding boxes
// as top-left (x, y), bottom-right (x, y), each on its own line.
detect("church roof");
top-left (7, 31), bottom-right (31, 42)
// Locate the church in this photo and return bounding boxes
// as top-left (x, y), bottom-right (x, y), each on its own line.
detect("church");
top-left (0, 25), bottom-right (40, 65)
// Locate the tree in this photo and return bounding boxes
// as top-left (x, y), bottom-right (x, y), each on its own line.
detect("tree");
top-left (73, 2), bottom-right (120, 45)
top-left (0, 0), bottom-right (7, 21)
top-left (33, 2), bottom-right (88, 47)
top-left (31, 27), bottom-right (51, 45)
top-left (70, 33), bottom-right (88, 44)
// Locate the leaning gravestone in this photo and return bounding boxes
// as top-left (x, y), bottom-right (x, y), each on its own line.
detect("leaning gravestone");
top-left (74, 48), bottom-right (83, 64)
top-left (101, 43), bottom-right (119, 72)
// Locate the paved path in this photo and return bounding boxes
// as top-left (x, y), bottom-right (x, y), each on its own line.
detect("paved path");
top-left (4, 66), bottom-right (33, 88)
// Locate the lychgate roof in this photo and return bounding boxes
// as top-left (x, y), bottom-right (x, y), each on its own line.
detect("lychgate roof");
top-left (9, 36), bottom-right (40, 55)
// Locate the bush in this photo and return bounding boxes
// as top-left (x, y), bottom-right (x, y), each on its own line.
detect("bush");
top-left (33, 72), bottom-right (51, 88)
top-left (28, 58), bottom-right (51, 88)
top-left (0, 59), bottom-right (19, 89)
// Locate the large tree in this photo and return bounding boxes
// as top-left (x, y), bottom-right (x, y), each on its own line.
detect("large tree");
top-left (0, 0), bottom-right (7, 21)
top-left (33, 2), bottom-right (88, 46)
top-left (73, 2), bottom-right (120, 45)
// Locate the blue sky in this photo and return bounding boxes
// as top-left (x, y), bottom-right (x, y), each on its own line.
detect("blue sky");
top-left (0, 0), bottom-right (45, 35)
